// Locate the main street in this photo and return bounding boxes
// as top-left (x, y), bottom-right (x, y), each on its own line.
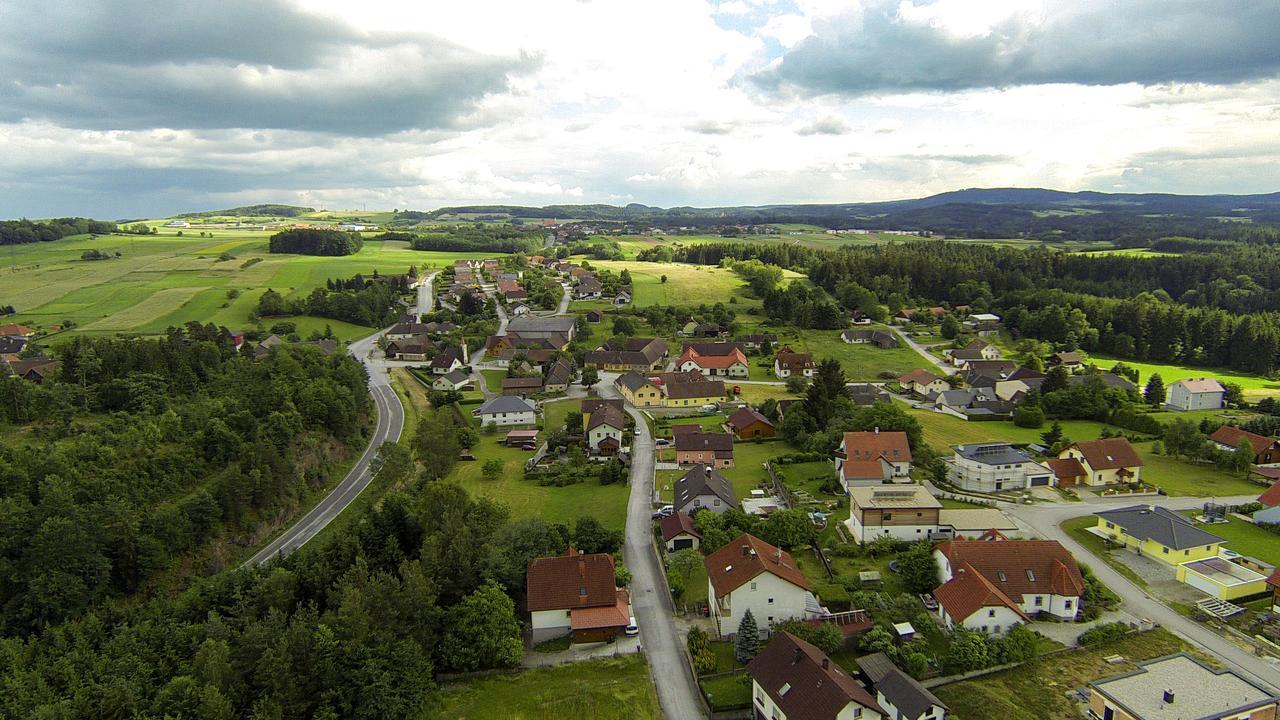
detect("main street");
top-left (243, 271), bottom-right (437, 568)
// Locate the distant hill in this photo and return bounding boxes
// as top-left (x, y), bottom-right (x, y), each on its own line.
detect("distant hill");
top-left (177, 204), bottom-right (315, 218)
top-left (405, 188), bottom-right (1280, 243)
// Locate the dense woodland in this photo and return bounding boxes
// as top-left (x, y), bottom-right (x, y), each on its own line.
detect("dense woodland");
top-left (179, 204), bottom-right (316, 218)
top-left (0, 218), bottom-right (118, 245)
top-left (256, 271), bottom-right (410, 328)
top-left (268, 229), bottom-right (363, 256)
top-left (377, 227), bottom-right (544, 254)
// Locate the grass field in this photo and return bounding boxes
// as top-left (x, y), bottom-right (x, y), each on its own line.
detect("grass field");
top-left (1061, 516), bottom-right (1148, 589)
top-left (432, 655), bottom-right (658, 720)
top-left (1087, 353), bottom-right (1280, 400)
top-left (1179, 511), bottom-right (1280, 565)
top-left (932, 629), bottom-right (1194, 720)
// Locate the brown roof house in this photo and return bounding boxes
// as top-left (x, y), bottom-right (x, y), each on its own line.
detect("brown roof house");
top-left (674, 428), bottom-right (735, 468)
top-left (748, 633), bottom-right (887, 720)
top-left (584, 337), bottom-right (668, 372)
top-left (932, 539), bottom-right (1085, 635)
top-left (501, 375), bottom-right (544, 397)
top-left (706, 534), bottom-right (820, 638)
top-left (898, 369), bottom-right (948, 398)
top-left (1209, 425), bottom-right (1280, 464)
top-left (836, 429), bottom-right (912, 487)
top-left (726, 406), bottom-right (776, 439)
top-left (527, 549), bottom-right (630, 644)
top-left (660, 512), bottom-right (701, 553)
top-left (1057, 437), bottom-right (1143, 486)
top-left (773, 346), bottom-right (816, 379)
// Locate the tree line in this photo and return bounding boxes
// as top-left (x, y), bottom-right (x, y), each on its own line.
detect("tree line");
top-left (268, 229), bottom-right (363, 256)
top-left (0, 218), bottom-right (117, 245)
top-left (258, 272), bottom-right (408, 328)
top-left (378, 227), bottom-right (544, 254)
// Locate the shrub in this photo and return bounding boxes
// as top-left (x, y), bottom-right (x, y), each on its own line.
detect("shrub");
top-left (815, 582), bottom-right (851, 612)
top-left (1078, 622), bottom-right (1130, 646)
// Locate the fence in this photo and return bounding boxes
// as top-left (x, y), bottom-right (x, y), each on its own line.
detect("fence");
top-left (764, 460), bottom-right (792, 509)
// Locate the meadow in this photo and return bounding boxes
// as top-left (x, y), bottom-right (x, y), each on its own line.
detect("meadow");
top-left (431, 655), bottom-right (658, 720)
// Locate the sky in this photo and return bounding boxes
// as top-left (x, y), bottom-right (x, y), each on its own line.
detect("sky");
top-left (1, 0), bottom-right (1278, 218)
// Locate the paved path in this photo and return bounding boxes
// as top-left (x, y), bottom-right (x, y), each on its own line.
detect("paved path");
top-left (889, 326), bottom-right (955, 375)
top-left (1005, 495), bottom-right (1280, 692)
top-left (603, 381), bottom-right (706, 719)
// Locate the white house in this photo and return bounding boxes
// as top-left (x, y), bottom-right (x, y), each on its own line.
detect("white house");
top-left (748, 634), bottom-right (887, 720)
top-left (585, 404), bottom-right (626, 454)
top-left (674, 465), bottom-right (738, 515)
top-left (1166, 378), bottom-right (1226, 411)
top-left (933, 539), bottom-right (1084, 635)
top-left (431, 369), bottom-right (471, 391)
top-left (706, 534), bottom-right (821, 637)
top-left (856, 653), bottom-right (949, 720)
top-left (845, 486), bottom-right (942, 543)
top-left (773, 348), bottom-right (816, 379)
top-left (659, 512), bottom-right (701, 553)
top-left (526, 550), bottom-right (630, 644)
top-left (945, 443), bottom-right (1054, 493)
top-left (837, 429), bottom-right (913, 479)
top-left (473, 395), bottom-right (537, 427)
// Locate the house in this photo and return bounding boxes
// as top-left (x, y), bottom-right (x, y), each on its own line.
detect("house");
top-left (1255, 483), bottom-right (1280, 524)
top-left (658, 372), bottom-right (726, 408)
top-left (526, 549), bottom-right (630, 643)
top-left (509, 302), bottom-right (531, 316)
top-left (945, 444), bottom-right (1054, 493)
top-left (1209, 425), bottom-right (1280, 464)
top-left (850, 310), bottom-right (873, 325)
top-left (586, 403), bottom-right (627, 454)
top-left (504, 429), bottom-right (540, 448)
top-left (505, 315), bottom-right (578, 342)
top-left (837, 430), bottom-right (912, 478)
top-left (660, 512), bottom-right (701, 552)
top-left (431, 369), bottom-right (471, 391)
top-left (502, 376), bottom-right (544, 397)
top-left (945, 339), bottom-right (1000, 367)
top-left (585, 309), bottom-right (603, 323)
top-left (674, 464), bottom-right (738, 515)
top-left (1268, 569), bottom-right (1280, 613)
top-left (386, 321), bottom-right (433, 340)
top-left (1068, 372), bottom-right (1136, 394)
top-left (748, 633), bottom-right (887, 720)
top-left (1088, 653), bottom-right (1280, 720)
top-left (252, 334), bottom-right (285, 359)
top-left (574, 276), bottom-right (603, 299)
top-left (473, 396), bottom-right (537, 427)
top-left (933, 539), bottom-right (1084, 634)
top-left (0, 324), bottom-right (36, 338)
top-left (736, 333), bottom-right (778, 350)
top-left (848, 383), bottom-right (892, 406)
top-left (841, 329), bottom-right (900, 348)
top-left (543, 358), bottom-right (574, 393)
top-left (385, 336), bottom-right (435, 361)
top-left (898, 369), bottom-right (948, 397)
top-left (773, 347), bottom-right (816, 379)
top-left (962, 313), bottom-right (1001, 336)
top-left (676, 344), bottom-right (750, 378)
top-left (726, 406), bottom-right (775, 439)
top-left (1094, 505), bottom-right (1225, 567)
top-left (855, 652), bottom-right (948, 720)
top-left (584, 337), bottom-right (668, 372)
top-left (844, 486), bottom-right (942, 543)
top-left (494, 348), bottom-right (557, 369)
top-left (430, 347), bottom-right (465, 375)
top-left (1166, 378), bottom-right (1226, 411)
top-left (613, 290), bottom-right (631, 305)
top-left (840, 457), bottom-right (894, 488)
top-left (1046, 457), bottom-right (1088, 487)
top-left (961, 360), bottom-right (1018, 384)
top-left (6, 358), bottom-right (59, 384)
top-left (930, 388), bottom-right (1015, 419)
top-left (580, 397), bottom-right (625, 427)
top-left (1058, 437), bottom-right (1144, 486)
top-left (674, 429), bottom-right (735, 468)
top-left (705, 534), bottom-right (820, 637)
top-left (615, 372), bottom-right (664, 407)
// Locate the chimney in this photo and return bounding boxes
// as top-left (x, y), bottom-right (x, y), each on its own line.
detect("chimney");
top-left (742, 544), bottom-right (751, 557)
top-left (1162, 690), bottom-right (1175, 704)
top-left (821, 658), bottom-right (829, 670)
top-left (793, 648), bottom-right (803, 665)
top-left (874, 426), bottom-right (880, 434)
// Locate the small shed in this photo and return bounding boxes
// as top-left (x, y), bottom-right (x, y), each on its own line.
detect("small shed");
top-left (504, 429), bottom-right (540, 447)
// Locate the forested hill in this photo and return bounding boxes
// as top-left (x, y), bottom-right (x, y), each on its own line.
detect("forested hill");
top-left (176, 204), bottom-right (315, 218)
top-left (408, 188), bottom-right (1280, 242)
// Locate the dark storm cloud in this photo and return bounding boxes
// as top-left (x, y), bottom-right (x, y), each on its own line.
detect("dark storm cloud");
top-left (755, 0), bottom-right (1280, 96)
top-left (0, 0), bottom-right (535, 135)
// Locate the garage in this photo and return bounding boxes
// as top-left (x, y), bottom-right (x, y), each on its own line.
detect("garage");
top-left (672, 538), bottom-right (695, 551)
top-left (1029, 475), bottom-right (1051, 486)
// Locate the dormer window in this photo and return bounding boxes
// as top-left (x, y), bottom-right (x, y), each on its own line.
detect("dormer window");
top-left (1025, 569), bottom-right (1035, 582)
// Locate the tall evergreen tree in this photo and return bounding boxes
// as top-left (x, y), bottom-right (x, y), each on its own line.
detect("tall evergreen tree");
top-left (735, 609), bottom-right (760, 663)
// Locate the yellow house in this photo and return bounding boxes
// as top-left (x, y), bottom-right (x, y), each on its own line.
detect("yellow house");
top-left (1059, 437), bottom-right (1144, 486)
top-left (1094, 505), bottom-right (1223, 567)
top-left (663, 385), bottom-right (726, 408)
top-left (615, 372), bottom-right (663, 407)
top-left (1176, 557), bottom-right (1269, 600)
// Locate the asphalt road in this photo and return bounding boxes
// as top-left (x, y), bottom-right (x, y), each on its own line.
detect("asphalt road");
top-left (889, 326), bottom-right (956, 375)
top-left (242, 272), bottom-right (438, 568)
top-left (602, 381), bottom-right (707, 719)
top-left (1005, 493), bottom-right (1280, 692)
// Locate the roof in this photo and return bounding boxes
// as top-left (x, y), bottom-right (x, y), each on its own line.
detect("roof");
top-left (899, 368), bottom-right (940, 385)
top-left (502, 376), bottom-right (544, 390)
top-left (677, 346), bottom-right (748, 370)
top-left (774, 349), bottom-right (815, 370)
top-left (674, 431), bottom-right (734, 454)
top-left (587, 404), bottom-right (627, 432)
top-left (526, 550), bottom-right (617, 612)
top-left (855, 652), bottom-right (947, 719)
top-left (706, 533), bottom-right (812, 597)
top-left (747, 633), bottom-right (884, 720)
top-left (1089, 653), bottom-right (1279, 720)
top-left (1047, 457), bottom-right (1087, 480)
top-left (937, 539), bottom-right (1085, 604)
top-left (582, 398), bottom-right (624, 416)
top-left (505, 315), bottom-right (578, 335)
top-left (665, 378), bottom-right (725, 400)
top-left (660, 511), bottom-right (702, 542)
top-left (1258, 482), bottom-right (1280, 508)
top-left (727, 406), bottom-right (774, 432)
top-left (1052, 351), bottom-right (1085, 364)
top-left (954, 443), bottom-right (1034, 466)
top-left (545, 358), bottom-right (574, 386)
top-left (586, 337), bottom-right (667, 367)
top-left (847, 485), bottom-right (941, 510)
top-left (440, 369), bottom-right (470, 384)
top-left (0, 324), bottom-right (34, 336)
top-left (675, 461), bottom-right (737, 507)
top-left (938, 509), bottom-right (1018, 532)
top-left (1066, 437), bottom-right (1143, 470)
top-left (1254, 466), bottom-right (1280, 482)
top-left (570, 588), bottom-right (630, 631)
top-left (1210, 425), bottom-right (1274, 455)
top-left (475, 396), bottom-right (536, 415)
top-left (616, 371), bottom-right (657, 392)
top-left (933, 560), bottom-right (1030, 624)
top-left (842, 430), bottom-right (912, 463)
top-left (1172, 377), bottom-right (1226, 394)
top-left (430, 347), bottom-right (463, 368)
top-left (0, 336), bottom-right (27, 355)
top-left (1094, 505), bottom-right (1224, 550)
top-left (841, 458), bottom-right (890, 481)
top-left (681, 342), bottom-right (745, 356)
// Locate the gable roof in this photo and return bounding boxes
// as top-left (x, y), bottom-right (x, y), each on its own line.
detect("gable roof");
top-left (616, 371), bottom-right (657, 392)
top-left (682, 341), bottom-right (744, 356)
top-left (1172, 377), bottom-right (1226, 394)
top-left (586, 404), bottom-right (627, 432)
top-left (727, 406), bottom-right (774, 432)
top-left (899, 368), bottom-right (941, 385)
top-left (933, 559), bottom-right (1030, 624)
top-left (675, 465), bottom-right (738, 509)
top-left (1067, 437), bottom-right (1143, 470)
top-left (665, 377), bottom-right (725, 400)
top-left (581, 397), bottom-right (624, 417)
top-left (841, 458), bottom-right (891, 481)
top-left (475, 395), bottom-right (536, 415)
top-left (430, 347), bottom-right (463, 368)
top-left (706, 533), bottom-right (811, 597)
top-left (545, 358), bottom-right (574, 386)
top-left (440, 369), bottom-right (470, 384)
top-left (526, 550), bottom-right (617, 612)
top-left (660, 511), bottom-right (701, 542)
top-left (1257, 482), bottom-right (1280, 508)
top-left (674, 431), bottom-right (734, 454)
top-left (748, 633), bottom-right (884, 720)
top-left (502, 376), bottom-right (544, 390)
top-left (1047, 457), bottom-right (1087, 480)
top-left (1209, 425), bottom-right (1274, 455)
top-left (841, 430), bottom-right (912, 463)
top-left (856, 652), bottom-right (947, 719)
top-left (774, 349), bottom-right (815, 370)
top-left (1094, 505), bottom-right (1224, 550)
top-left (677, 346), bottom-right (748, 370)
top-left (936, 539), bottom-right (1085, 604)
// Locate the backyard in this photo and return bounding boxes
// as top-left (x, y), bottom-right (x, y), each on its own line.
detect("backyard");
top-left (431, 655), bottom-right (658, 719)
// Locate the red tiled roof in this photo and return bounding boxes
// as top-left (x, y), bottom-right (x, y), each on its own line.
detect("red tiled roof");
top-left (933, 560), bottom-right (1029, 625)
top-left (1210, 425), bottom-right (1274, 455)
top-left (934, 539), bottom-right (1084, 619)
top-left (1253, 466), bottom-right (1280, 481)
top-left (1267, 568), bottom-right (1280, 590)
top-left (570, 589), bottom-right (630, 631)
top-left (1258, 482), bottom-right (1280, 508)
top-left (1066, 437), bottom-right (1143, 471)
top-left (747, 633), bottom-right (884, 720)
top-left (705, 533), bottom-right (812, 597)
top-left (841, 458), bottom-right (889, 480)
top-left (676, 346), bottom-right (748, 369)
top-left (1047, 457), bottom-right (1087, 480)
top-left (899, 369), bottom-right (940, 385)
top-left (526, 550), bottom-right (617, 612)
top-left (660, 512), bottom-right (701, 542)
top-left (841, 430), bottom-right (912, 463)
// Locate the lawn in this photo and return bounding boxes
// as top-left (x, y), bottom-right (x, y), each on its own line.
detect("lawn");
top-left (735, 384), bottom-right (798, 405)
top-left (1061, 516), bottom-right (1147, 589)
top-left (755, 326), bottom-right (930, 381)
top-left (719, 439), bottom-right (793, 499)
top-left (1087, 353), bottom-right (1280, 401)
top-left (700, 672), bottom-right (752, 712)
top-left (1133, 441), bottom-right (1261, 497)
top-left (431, 655), bottom-right (659, 720)
top-left (932, 629), bottom-right (1195, 720)
top-left (1179, 511), bottom-right (1280, 565)
top-left (586, 261), bottom-right (760, 308)
top-left (479, 369), bottom-right (506, 393)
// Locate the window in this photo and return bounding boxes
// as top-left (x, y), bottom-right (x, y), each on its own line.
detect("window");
top-left (1106, 521), bottom-right (1114, 529)
top-left (768, 597), bottom-right (775, 605)
top-left (750, 582), bottom-right (757, 591)
top-left (988, 609), bottom-right (996, 618)
top-left (997, 571), bottom-right (1007, 582)
top-left (1162, 547), bottom-right (1169, 555)
top-left (1184, 550), bottom-right (1189, 556)
top-left (994, 625), bottom-right (1001, 633)
top-left (1025, 569), bottom-right (1036, 582)
top-left (1064, 600), bottom-right (1073, 609)
top-left (1035, 596), bottom-right (1043, 606)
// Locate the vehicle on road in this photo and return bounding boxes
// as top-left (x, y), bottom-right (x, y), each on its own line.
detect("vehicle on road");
top-left (634, 427), bottom-right (642, 436)
top-left (651, 504), bottom-right (674, 519)
top-left (625, 617), bottom-right (639, 636)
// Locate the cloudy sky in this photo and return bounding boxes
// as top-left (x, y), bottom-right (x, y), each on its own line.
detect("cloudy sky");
top-left (1, 0), bottom-right (1277, 218)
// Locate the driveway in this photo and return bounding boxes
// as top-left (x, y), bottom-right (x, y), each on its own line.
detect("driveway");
top-left (601, 381), bottom-right (707, 718)
top-left (889, 327), bottom-right (955, 375)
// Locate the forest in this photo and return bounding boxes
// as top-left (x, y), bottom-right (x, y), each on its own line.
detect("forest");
top-left (0, 217), bottom-right (117, 245)
top-left (377, 227), bottom-right (544, 254)
top-left (267, 229), bottom-right (363, 256)
top-left (256, 272), bottom-right (409, 328)
top-left (178, 204), bottom-right (316, 218)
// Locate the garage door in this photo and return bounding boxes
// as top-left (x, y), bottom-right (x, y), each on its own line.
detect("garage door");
top-left (1182, 570), bottom-right (1220, 598)
top-left (673, 538), bottom-right (694, 551)
top-left (1029, 475), bottom-right (1051, 486)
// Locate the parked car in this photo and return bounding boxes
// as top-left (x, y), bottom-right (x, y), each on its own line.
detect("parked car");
top-left (520, 443), bottom-right (537, 451)
top-left (625, 617), bottom-right (639, 636)
top-left (651, 505), bottom-right (674, 520)
top-left (633, 427), bottom-right (642, 436)
top-left (919, 593), bottom-right (938, 611)
top-left (655, 438), bottom-right (670, 446)
top-left (700, 404), bottom-right (718, 414)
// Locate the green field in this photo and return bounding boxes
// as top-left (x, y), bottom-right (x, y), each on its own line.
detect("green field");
top-left (1087, 353), bottom-right (1280, 400)
top-left (1179, 511), bottom-right (1280, 565)
top-left (0, 230), bottom-right (493, 342)
top-left (432, 655), bottom-right (658, 720)
top-left (582, 260), bottom-right (803, 309)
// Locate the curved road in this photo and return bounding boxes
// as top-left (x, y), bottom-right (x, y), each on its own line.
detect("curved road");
top-left (889, 326), bottom-right (955, 375)
top-left (601, 380), bottom-right (707, 718)
top-left (242, 272), bottom-right (438, 568)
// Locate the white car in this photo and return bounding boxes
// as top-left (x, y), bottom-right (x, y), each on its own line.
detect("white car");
top-left (651, 505), bottom-right (674, 520)
top-left (625, 617), bottom-right (639, 636)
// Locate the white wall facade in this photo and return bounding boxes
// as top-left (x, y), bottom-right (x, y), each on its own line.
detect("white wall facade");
top-left (847, 513), bottom-right (939, 543)
top-left (677, 493), bottom-right (731, 515)
top-left (477, 409), bottom-right (537, 426)
top-left (1168, 384), bottom-right (1224, 411)
top-left (711, 572), bottom-right (810, 638)
top-left (588, 423), bottom-right (623, 449)
top-left (945, 456), bottom-right (1053, 493)
top-left (941, 604), bottom-right (1025, 635)
top-left (530, 608), bottom-right (571, 643)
